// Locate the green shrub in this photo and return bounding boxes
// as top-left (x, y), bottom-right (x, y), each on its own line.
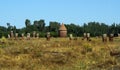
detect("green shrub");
top-left (0, 36), bottom-right (7, 43)
top-left (83, 43), bottom-right (92, 52)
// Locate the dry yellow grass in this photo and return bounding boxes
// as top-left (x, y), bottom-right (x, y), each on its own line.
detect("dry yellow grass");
top-left (0, 37), bottom-right (120, 70)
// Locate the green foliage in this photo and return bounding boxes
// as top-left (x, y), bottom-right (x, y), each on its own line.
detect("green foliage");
top-left (83, 43), bottom-right (92, 52)
top-left (0, 36), bottom-right (7, 43)
top-left (50, 32), bottom-right (58, 37)
top-left (39, 32), bottom-right (46, 37)
top-left (0, 26), bottom-right (8, 38)
top-left (33, 19), bottom-right (45, 32)
top-left (49, 21), bottom-right (60, 32)
top-left (25, 19), bottom-right (31, 27)
top-left (0, 36), bottom-right (7, 48)
top-left (1, 19), bottom-right (120, 38)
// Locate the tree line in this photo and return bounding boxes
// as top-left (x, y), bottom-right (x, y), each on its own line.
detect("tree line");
top-left (0, 19), bottom-right (120, 38)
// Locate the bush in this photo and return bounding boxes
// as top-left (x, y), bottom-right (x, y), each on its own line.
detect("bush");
top-left (83, 43), bottom-right (92, 52)
top-left (0, 36), bottom-right (7, 44)
top-left (50, 32), bottom-right (58, 37)
top-left (39, 32), bottom-right (46, 37)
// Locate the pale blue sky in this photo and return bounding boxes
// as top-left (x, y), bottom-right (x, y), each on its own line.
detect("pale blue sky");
top-left (0, 0), bottom-right (120, 28)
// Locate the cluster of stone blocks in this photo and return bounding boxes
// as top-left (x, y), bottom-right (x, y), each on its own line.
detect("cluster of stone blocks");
top-left (81, 33), bottom-right (114, 42)
top-left (8, 30), bottom-right (114, 42)
top-left (8, 31), bottom-right (40, 40)
top-left (102, 34), bottom-right (114, 42)
top-left (7, 31), bottom-right (52, 41)
top-left (82, 33), bottom-right (91, 41)
top-left (6, 23), bottom-right (115, 42)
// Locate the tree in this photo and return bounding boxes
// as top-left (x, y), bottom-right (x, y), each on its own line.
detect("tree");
top-left (1, 19), bottom-right (120, 38)
top-left (33, 19), bottom-right (45, 32)
top-left (49, 21), bottom-right (60, 32)
top-left (6, 23), bottom-right (13, 31)
top-left (7, 23), bottom-right (10, 27)
top-left (25, 19), bottom-right (31, 27)
top-left (38, 19), bottom-right (45, 32)
top-left (0, 26), bottom-right (7, 38)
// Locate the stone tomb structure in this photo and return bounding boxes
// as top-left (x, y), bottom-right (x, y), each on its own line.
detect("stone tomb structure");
top-left (86, 33), bottom-right (91, 41)
top-left (21, 33), bottom-right (25, 39)
top-left (109, 34), bottom-right (114, 42)
top-left (36, 33), bottom-right (39, 38)
top-left (33, 31), bottom-right (36, 38)
top-left (102, 34), bottom-right (107, 42)
top-left (15, 33), bottom-right (18, 39)
top-left (69, 34), bottom-right (73, 40)
top-left (10, 31), bottom-right (14, 38)
top-left (82, 33), bottom-right (91, 41)
top-left (46, 32), bottom-right (51, 41)
top-left (59, 23), bottom-right (67, 37)
top-left (27, 33), bottom-right (30, 40)
top-left (8, 34), bottom-right (10, 39)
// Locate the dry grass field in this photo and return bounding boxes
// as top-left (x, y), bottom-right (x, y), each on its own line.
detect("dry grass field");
top-left (0, 37), bottom-right (120, 70)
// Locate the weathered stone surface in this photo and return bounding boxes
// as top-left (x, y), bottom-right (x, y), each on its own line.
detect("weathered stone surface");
top-left (59, 23), bottom-right (67, 37)
top-left (15, 33), bottom-right (18, 39)
top-left (27, 33), bottom-right (30, 40)
top-left (8, 34), bottom-right (10, 39)
top-left (21, 33), bottom-right (25, 39)
top-left (109, 34), bottom-right (114, 42)
top-left (10, 31), bottom-right (14, 38)
top-left (33, 31), bottom-right (36, 38)
top-left (102, 34), bottom-right (107, 42)
top-left (46, 32), bottom-right (51, 41)
top-left (87, 33), bottom-right (91, 41)
top-left (36, 33), bottom-right (39, 38)
top-left (69, 34), bottom-right (73, 40)
top-left (82, 33), bottom-right (87, 40)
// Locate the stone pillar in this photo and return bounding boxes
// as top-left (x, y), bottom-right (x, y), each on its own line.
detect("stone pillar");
top-left (102, 34), bottom-right (107, 42)
top-left (87, 33), bottom-right (91, 41)
top-left (69, 34), bottom-right (73, 40)
top-left (8, 34), bottom-right (10, 39)
top-left (84, 33), bottom-right (87, 38)
top-left (118, 33), bottom-right (120, 37)
top-left (82, 33), bottom-right (87, 40)
top-left (21, 33), bottom-right (25, 39)
top-left (36, 33), bottom-right (39, 38)
top-left (46, 32), bottom-right (50, 41)
top-left (109, 34), bottom-right (114, 42)
top-left (27, 33), bottom-right (30, 40)
top-left (33, 31), bottom-right (36, 38)
top-left (15, 33), bottom-right (18, 39)
top-left (10, 31), bottom-right (14, 38)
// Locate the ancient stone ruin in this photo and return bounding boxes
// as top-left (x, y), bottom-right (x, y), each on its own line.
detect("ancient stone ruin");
top-left (15, 33), bottom-right (18, 39)
top-left (36, 33), bottom-right (39, 38)
top-left (102, 34), bottom-right (107, 42)
top-left (21, 33), bottom-right (25, 39)
top-left (10, 31), bottom-right (14, 38)
top-left (84, 33), bottom-right (87, 38)
top-left (59, 23), bottom-right (67, 37)
top-left (8, 34), bottom-right (10, 39)
top-left (118, 33), bottom-right (120, 37)
top-left (109, 34), bottom-right (114, 42)
top-left (82, 33), bottom-right (91, 41)
top-left (46, 32), bottom-right (51, 41)
top-left (87, 33), bottom-right (91, 41)
top-left (69, 34), bottom-right (73, 40)
top-left (82, 33), bottom-right (87, 40)
top-left (27, 33), bottom-right (30, 40)
top-left (33, 31), bottom-right (36, 38)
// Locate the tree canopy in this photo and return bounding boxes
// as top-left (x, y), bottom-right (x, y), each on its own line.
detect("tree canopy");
top-left (0, 19), bottom-right (120, 38)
